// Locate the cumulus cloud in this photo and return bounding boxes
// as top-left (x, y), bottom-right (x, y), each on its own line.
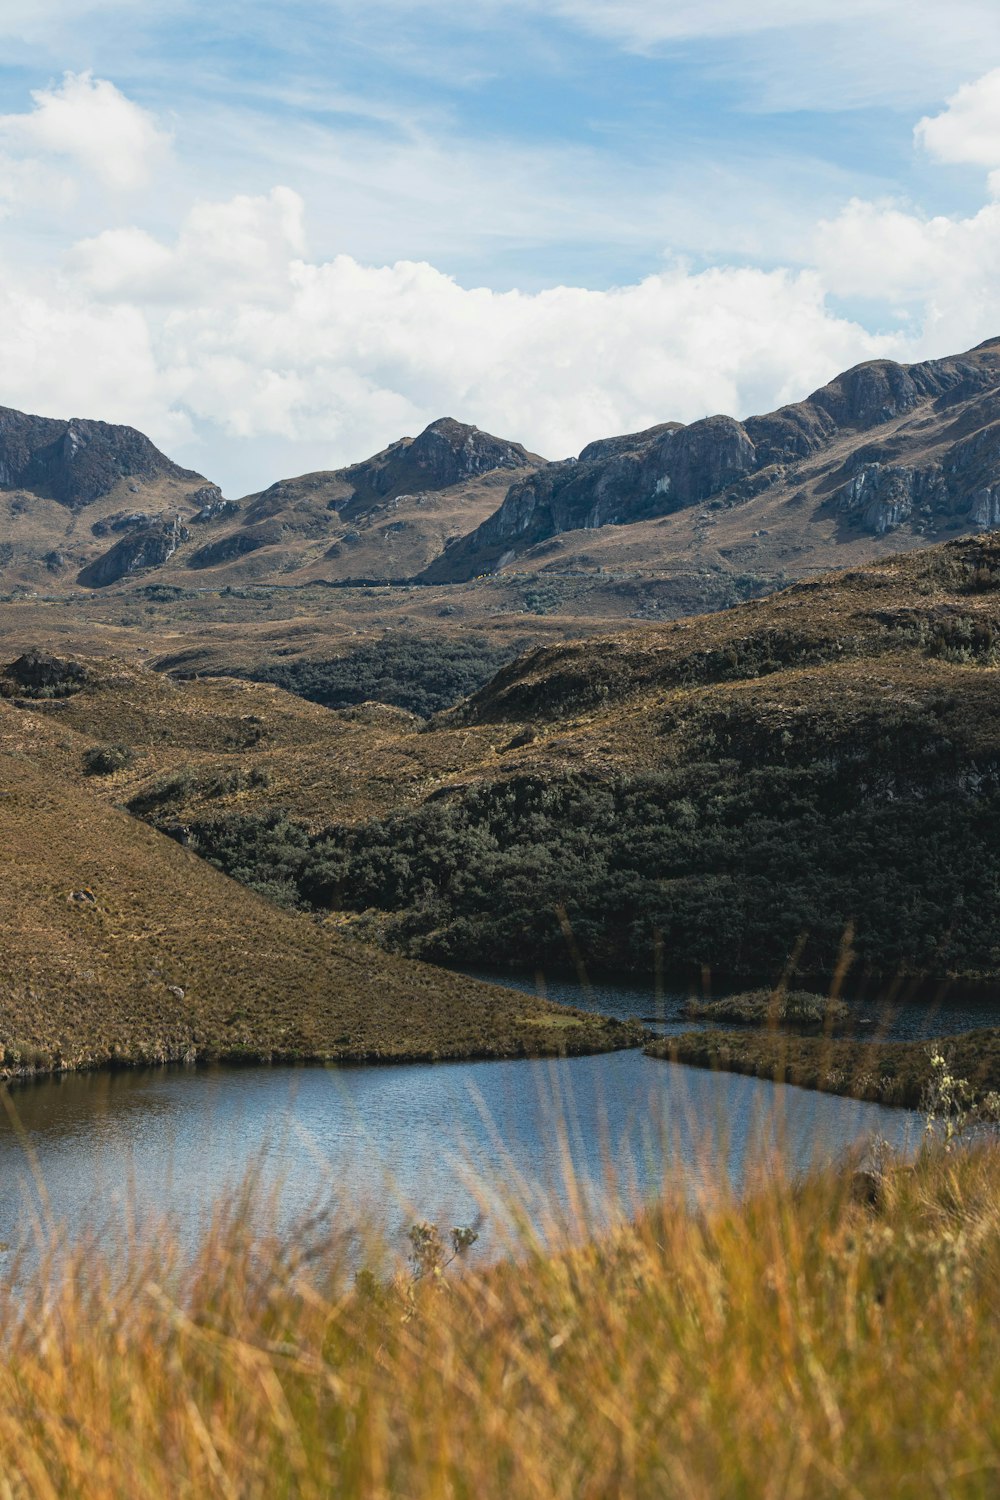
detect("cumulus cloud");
top-left (71, 186), bottom-right (307, 302)
top-left (811, 69), bottom-right (1000, 349)
top-left (917, 68), bottom-right (1000, 181)
top-left (0, 71), bottom-right (171, 193)
top-left (4, 68), bottom-right (1000, 492)
top-left (1, 182), bottom-right (902, 487)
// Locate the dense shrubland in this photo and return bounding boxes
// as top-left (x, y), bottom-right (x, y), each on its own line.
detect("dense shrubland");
top-left (177, 740), bottom-right (1000, 982)
top-left (222, 633), bottom-right (520, 717)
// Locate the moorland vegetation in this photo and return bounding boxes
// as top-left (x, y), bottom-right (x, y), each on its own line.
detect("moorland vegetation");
top-left (5, 531), bottom-right (1000, 1093)
top-left (217, 632), bottom-right (520, 717)
top-left (2, 1118), bottom-right (1000, 1497)
top-left (106, 536), bottom-right (1000, 999)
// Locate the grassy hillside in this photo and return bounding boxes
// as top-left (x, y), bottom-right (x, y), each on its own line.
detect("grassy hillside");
top-left (6, 531), bottom-right (1000, 1001)
top-left (0, 736), bottom-right (640, 1082)
top-left (3, 1135), bottom-right (1000, 1497)
top-left (71, 532), bottom-right (998, 992)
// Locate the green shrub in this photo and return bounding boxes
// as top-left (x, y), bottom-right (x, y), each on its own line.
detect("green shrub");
top-left (82, 744), bottom-right (135, 777)
top-left (683, 990), bottom-right (850, 1031)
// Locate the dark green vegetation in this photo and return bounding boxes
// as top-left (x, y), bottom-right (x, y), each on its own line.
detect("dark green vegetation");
top-left (82, 743), bottom-right (135, 776)
top-left (165, 707), bottom-right (1000, 983)
top-left (650, 1028), bottom-right (1000, 1109)
top-left (682, 990), bottom-right (851, 1031)
top-left (210, 633), bottom-right (520, 718)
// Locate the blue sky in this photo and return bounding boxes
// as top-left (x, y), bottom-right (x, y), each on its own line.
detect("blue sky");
top-left (0, 1), bottom-right (999, 491)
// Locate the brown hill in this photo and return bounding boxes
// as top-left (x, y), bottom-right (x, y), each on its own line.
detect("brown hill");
top-left (0, 693), bottom-right (638, 1082)
top-left (39, 528), bottom-right (994, 994)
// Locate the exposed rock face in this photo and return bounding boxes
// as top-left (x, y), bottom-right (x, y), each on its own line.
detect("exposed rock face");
top-left (435, 415), bottom-right (758, 569)
top-left (78, 517), bottom-right (189, 588)
top-left (423, 344), bottom-right (1000, 579)
top-left (0, 407), bottom-right (198, 507)
top-left (186, 522), bottom-right (282, 570)
top-left (188, 485), bottom-right (241, 523)
top-left (835, 464), bottom-right (948, 535)
top-left (334, 418), bottom-right (535, 518)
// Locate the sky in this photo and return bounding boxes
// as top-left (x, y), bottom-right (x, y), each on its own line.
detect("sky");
top-left (1, 2), bottom-right (1000, 494)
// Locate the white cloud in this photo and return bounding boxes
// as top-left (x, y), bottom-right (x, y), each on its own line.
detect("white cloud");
top-left (4, 68), bottom-right (1000, 494)
top-left (3, 183), bottom-right (902, 487)
top-left (0, 258), bottom-right (191, 445)
top-left (0, 71), bottom-right (171, 193)
top-left (71, 186), bottom-right (306, 302)
top-left (917, 68), bottom-right (1000, 174)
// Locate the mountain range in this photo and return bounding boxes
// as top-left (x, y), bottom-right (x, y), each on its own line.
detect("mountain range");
top-left (5, 337), bottom-right (1000, 614)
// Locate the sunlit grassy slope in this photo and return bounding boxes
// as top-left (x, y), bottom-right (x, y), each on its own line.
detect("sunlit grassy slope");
top-left (0, 744), bottom-right (639, 1080)
top-left (1, 1140), bottom-right (999, 1497)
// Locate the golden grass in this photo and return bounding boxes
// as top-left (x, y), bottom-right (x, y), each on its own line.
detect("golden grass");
top-left (0, 747), bottom-right (640, 1081)
top-left (1, 1137), bottom-right (999, 1498)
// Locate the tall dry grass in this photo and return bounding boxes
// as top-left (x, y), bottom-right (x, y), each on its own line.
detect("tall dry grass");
top-left (1, 1129), bottom-right (999, 1499)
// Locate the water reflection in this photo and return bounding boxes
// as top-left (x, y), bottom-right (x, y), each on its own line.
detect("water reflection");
top-left (0, 1048), bottom-right (918, 1262)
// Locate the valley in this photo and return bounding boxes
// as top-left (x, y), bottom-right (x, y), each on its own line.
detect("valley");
top-left (3, 341), bottom-right (1000, 1100)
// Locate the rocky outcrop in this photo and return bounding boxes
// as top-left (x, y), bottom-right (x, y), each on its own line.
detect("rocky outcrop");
top-left (188, 485), bottom-right (241, 523)
top-left (335, 418), bottom-right (536, 519)
top-left (422, 413), bottom-right (760, 577)
top-left (186, 522), bottom-right (282, 570)
top-left (835, 464), bottom-right (948, 535)
top-left (422, 343), bottom-right (1000, 577)
top-left (78, 517), bottom-right (188, 588)
top-left (0, 651), bottom-right (87, 697)
top-left (0, 407), bottom-right (199, 507)
top-left (91, 511), bottom-right (158, 538)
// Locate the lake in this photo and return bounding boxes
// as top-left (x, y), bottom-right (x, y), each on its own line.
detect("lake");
top-left (0, 968), bottom-right (934, 1264)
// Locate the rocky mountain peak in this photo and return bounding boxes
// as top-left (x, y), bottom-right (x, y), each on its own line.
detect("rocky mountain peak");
top-left (0, 405), bottom-right (200, 507)
top-left (336, 418), bottom-right (537, 511)
top-left (419, 340), bottom-right (1000, 582)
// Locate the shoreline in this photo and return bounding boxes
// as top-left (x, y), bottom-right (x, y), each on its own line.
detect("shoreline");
top-left (648, 1026), bottom-right (1000, 1109)
top-left (0, 1017), bottom-right (649, 1093)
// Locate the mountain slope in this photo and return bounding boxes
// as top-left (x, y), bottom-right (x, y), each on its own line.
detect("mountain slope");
top-left (0, 405), bottom-right (217, 592)
top-left (90, 530), bottom-right (1000, 993)
top-left (0, 702), bottom-right (636, 1081)
top-left (422, 339), bottom-right (1000, 587)
top-left (10, 339), bottom-right (1000, 620)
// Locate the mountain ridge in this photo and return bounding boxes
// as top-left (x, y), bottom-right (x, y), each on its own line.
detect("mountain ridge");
top-left (6, 338), bottom-right (1000, 613)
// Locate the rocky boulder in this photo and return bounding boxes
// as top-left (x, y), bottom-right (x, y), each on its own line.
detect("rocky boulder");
top-left (188, 485), bottom-right (242, 523)
top-left (1, 651), bottom-right (87, 698)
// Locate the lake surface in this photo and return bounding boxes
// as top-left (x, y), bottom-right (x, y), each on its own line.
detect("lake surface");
top-left (0, 969), bottom-right (930, 1264)
top-left (465, 968), bottom-right (1000, 1040)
